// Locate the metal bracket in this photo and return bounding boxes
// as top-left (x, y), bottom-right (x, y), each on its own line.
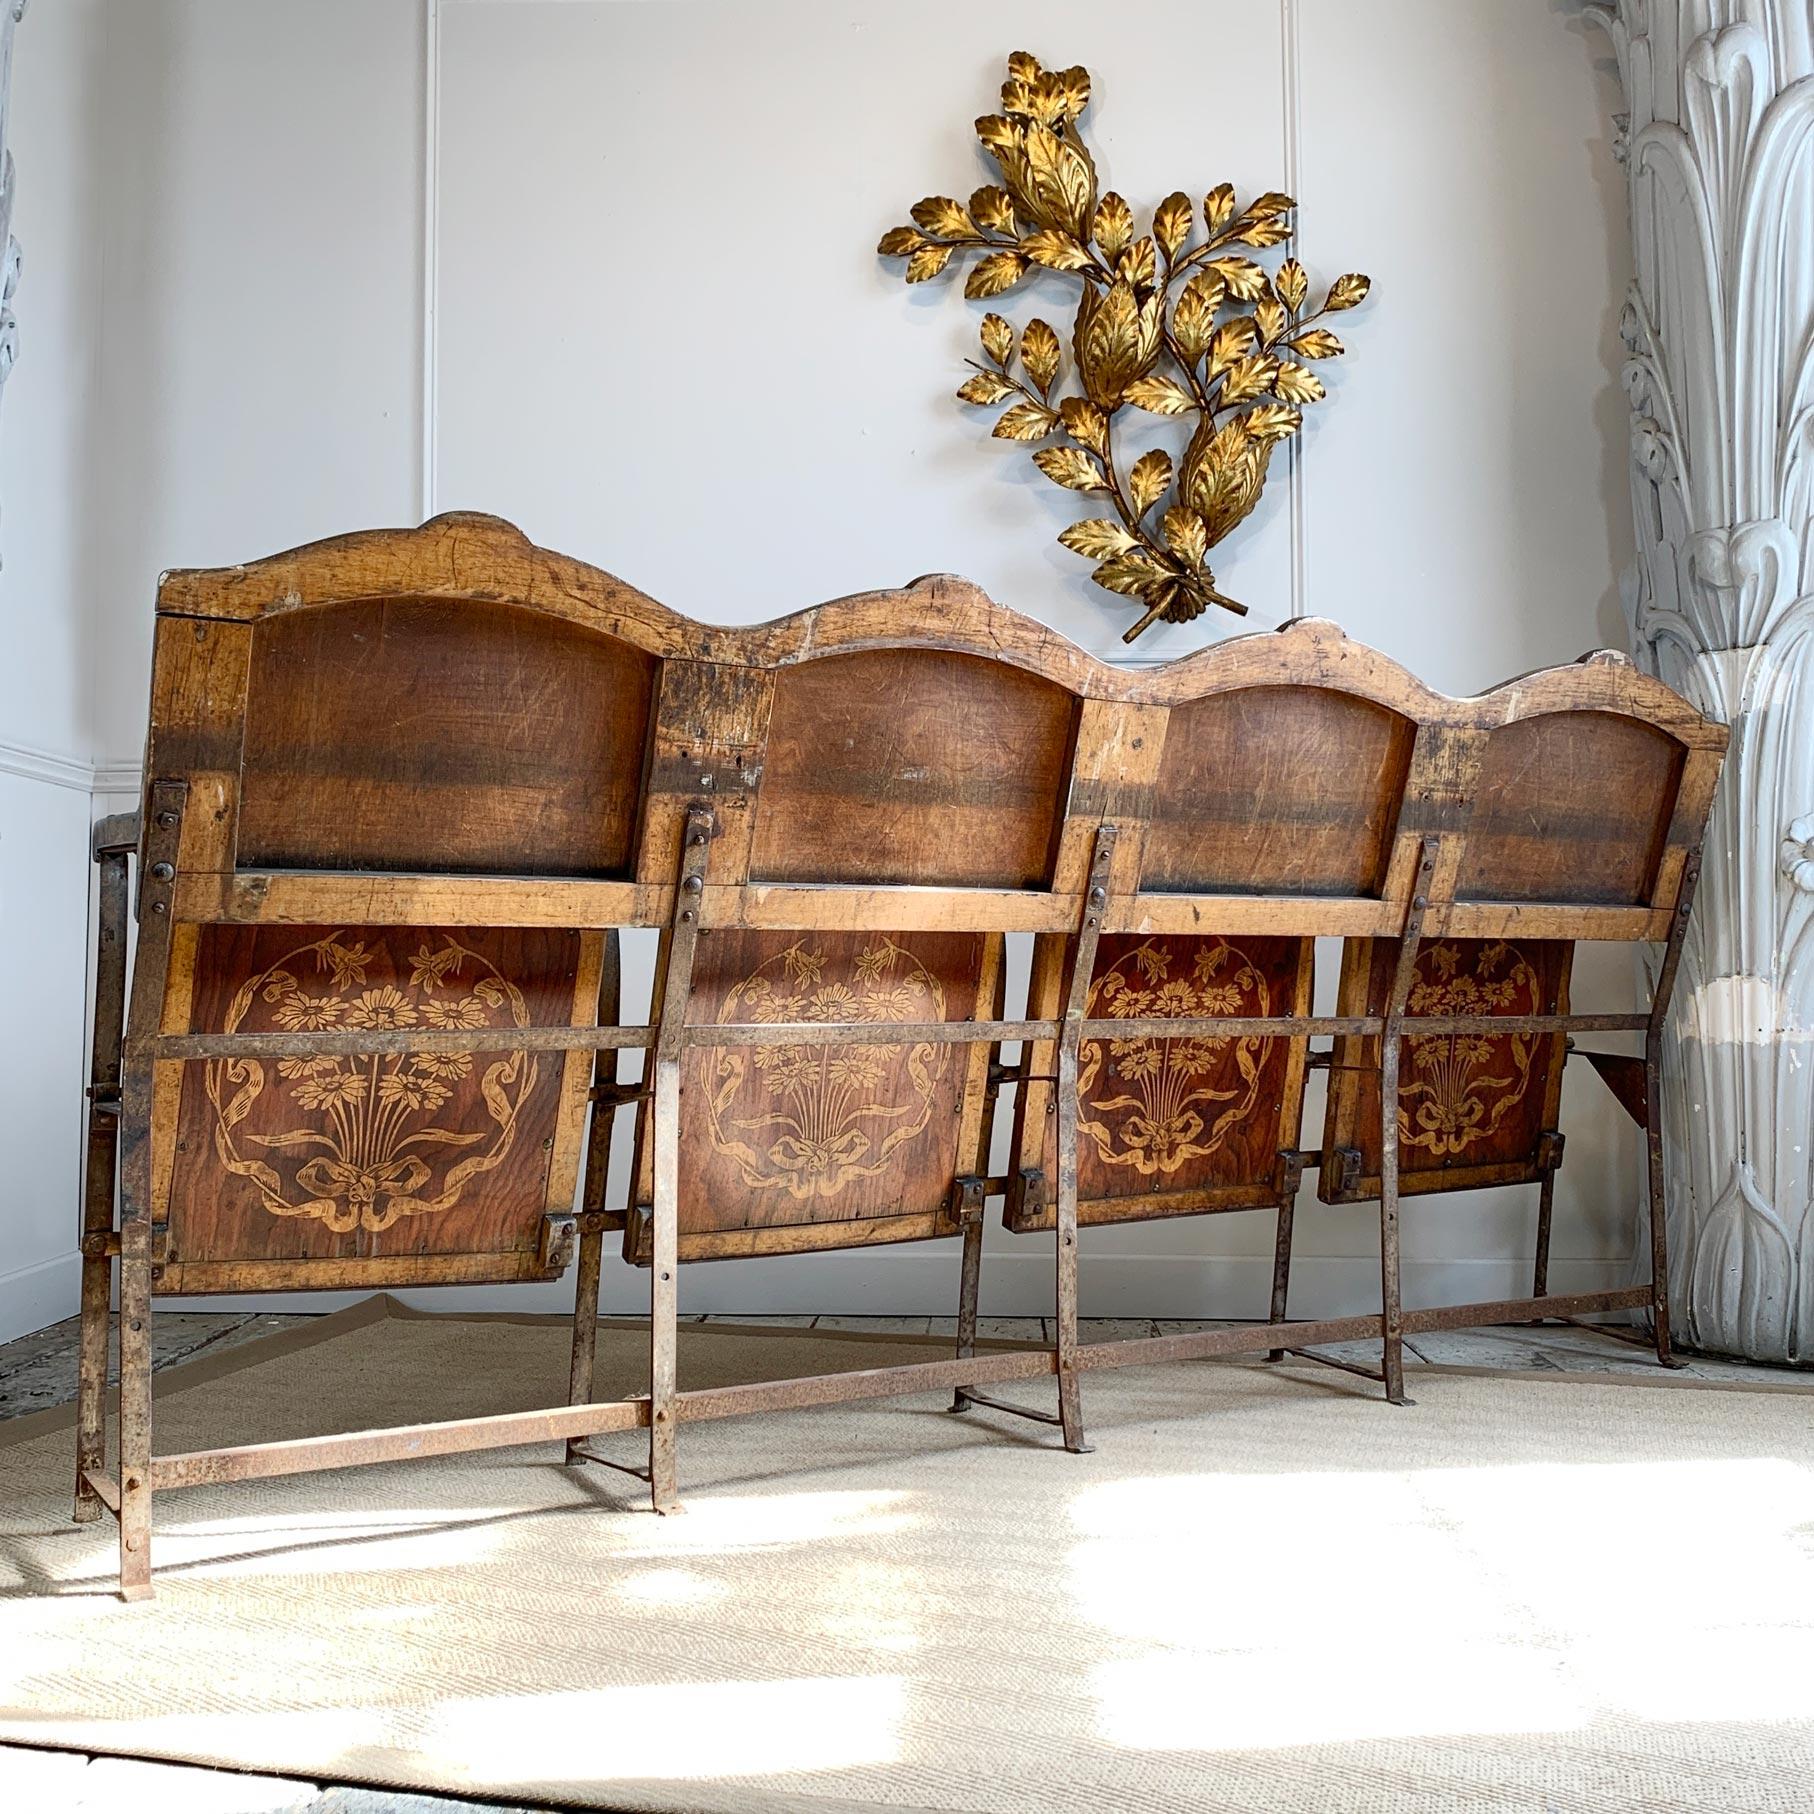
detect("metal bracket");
top-left (949, 1174), bottom-right (987, 1225)
top-left (1330, 1146), bottom-right (1363, 1197)
top-left (539, 1212), bottom-right (578, 1274)
top-left (1535, 1129), bottom-right (1566, 1175)
top-left (1006, 1166), bottom-right (1047, 1226)
top-left (92, 809), bottom-right (140, 862)
top-left (1273, 1148), bottom-right (1308, 1199)
top-left (1576, 1048), bottom-right (1649, 1128)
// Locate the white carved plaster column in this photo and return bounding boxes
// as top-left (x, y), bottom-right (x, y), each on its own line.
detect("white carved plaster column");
top-left (1587, 1), bottom-right (1814, 1360)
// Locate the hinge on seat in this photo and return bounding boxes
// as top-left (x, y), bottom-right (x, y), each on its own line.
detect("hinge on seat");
top-left (1535, 1129), bottom-right (1566, 1175)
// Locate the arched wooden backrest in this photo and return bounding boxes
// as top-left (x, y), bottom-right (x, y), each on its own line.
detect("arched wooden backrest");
top-left (236, 595), bottom-right (658, 878)
top-left (1454, 708), bottom-right (1685, 907)
top-left (749, 646), bottom-right (1079, 891)
top-left (1143, 684), bottom-right (1414, 897)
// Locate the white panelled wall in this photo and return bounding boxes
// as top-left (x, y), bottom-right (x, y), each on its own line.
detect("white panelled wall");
top-left (2, 0), bottom-right (1639, 1334)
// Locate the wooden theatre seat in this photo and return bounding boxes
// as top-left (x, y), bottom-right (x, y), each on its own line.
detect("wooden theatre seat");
top-left (74, 514), bottom-right (1726, 1599)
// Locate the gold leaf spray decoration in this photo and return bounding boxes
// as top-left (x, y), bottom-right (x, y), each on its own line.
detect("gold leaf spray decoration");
top-left (878, 52), bottom-right (1372, 643)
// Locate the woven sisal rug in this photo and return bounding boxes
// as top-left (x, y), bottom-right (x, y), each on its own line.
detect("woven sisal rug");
top-left (3, 1298), bottom-right (1813, 1813)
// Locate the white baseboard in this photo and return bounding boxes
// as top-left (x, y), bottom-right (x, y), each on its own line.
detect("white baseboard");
top-left (0, 1252), bottom-right (82, 1345)
top-left (155, 1250), bottom-right (1635, 1322)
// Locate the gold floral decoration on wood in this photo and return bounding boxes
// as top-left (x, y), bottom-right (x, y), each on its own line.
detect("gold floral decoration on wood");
top-left (206, 932), bottom-right (538, 1233)
top-left (1399, 941), bottom-right (1542, 1158)
top-left (1080, 938), bottom-right (1270, 1175)
top-left (707, 939), bottom-right (949, 1199)
top-left (879, 51), bottom-right (1371, 641)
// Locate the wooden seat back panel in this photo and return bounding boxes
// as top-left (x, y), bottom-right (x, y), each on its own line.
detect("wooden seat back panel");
top-left (237, 597), bottom-right (657, 878)
top-left (1318, 936), bottom-right (1572, 1202)
top-left (1456, 711), bottom-right (1685, 906)
top-left (155, 924), bottom-right (600, 1290)
top-left (1143, 686), bottom-right (1413, 897)
top-left (627, 929), bottom-right (999, 1262)
top-left (1007, 931), bottom-right (1312, 1231)
top-left (748, 649), bottom-right (1080, 890)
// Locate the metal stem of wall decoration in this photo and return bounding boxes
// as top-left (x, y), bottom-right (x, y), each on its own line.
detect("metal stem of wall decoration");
top-left (1585, 3), bottom-right (1814, 1362)
top-left (877, 51), bottom-right (1371, 643)
top-left (0, 0), bottom-right (24, 540)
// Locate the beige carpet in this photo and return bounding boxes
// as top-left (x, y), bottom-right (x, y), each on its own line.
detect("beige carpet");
top-left (4, 1302), bottom-right (1814, 1813)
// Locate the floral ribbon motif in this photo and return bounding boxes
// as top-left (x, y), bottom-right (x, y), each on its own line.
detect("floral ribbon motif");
top-left (1079, 939), bottom-right (1269, 1176)
top-left (707, 939), bottom-right (949, 1200)
top-left (205, 933), bottom-right (536, 1234)
top-left (1398, 940), bottom-right (1541, 1158)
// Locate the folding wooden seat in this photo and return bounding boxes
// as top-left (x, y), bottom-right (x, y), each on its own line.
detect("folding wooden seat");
top-left (1294, 654), bottom-right (1726, 1388)
top-left (77, 515), bottom-right (681, 1597)
top-left (998, 619), bottom-right (1433, 1403)
top-left (617, 638), bottom-right (1070, 1266)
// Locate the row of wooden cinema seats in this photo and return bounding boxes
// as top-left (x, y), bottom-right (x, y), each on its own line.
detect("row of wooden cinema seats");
top-left (75, 514), bottom-right (1726, 1597)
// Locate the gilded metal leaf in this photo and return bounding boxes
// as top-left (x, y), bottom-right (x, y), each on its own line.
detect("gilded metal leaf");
top-left (1057, 65), bottom-right (1091, 119)
top-left (1218, 353), bottom-right (1279, 405)
top-left (1276, 258), bottom-right (1309, 313)
top-left (1128, 448), bottom-right (1174, 517)
top-left (965, 251), bottom-right (1028, 299)
top-left (1244, 402), bottom-right (1304, 443)
top-left (1007, 50), bottom-right (1042, 83)
top-left (1289, 328), bottom-right (1345, 360)
top-left (1203, 183), bottom-right (1236, 232)
top-left (957, 371), bottom-right (1018, 405)
top-left (912, 196), bottom-right (975, 238)
top-left (1204, 316), bottom-right (1259, 380)
top-left (1022, 122), bottom-right (1097, 237)
top-left (1246, 190), bottom-right (1296, 217)
top-left (1232, 215), bottom-right (1291, 249)
top-left (1271, 361), bottom-right (1325, 404)
top-left (1074, 280), bottom-right (1161, 408)
top-left (1124, 375), bottom-right (1196, 415)
top-left (1058, 396), bottom-right (1108, 453)
top-left (1022, 229), bottom-right (1094, 272)
top-left (981, 313), bottom-right (1015, 368)
top-left (1093, 192), bottom-right (1133, 258)
top-left (877, 226), bottom-right (927, 257)
top-left (994, 400), bottom-right (1060, 440)
top-left (907, 244), bottom-right (954, 283)
top-left (1154, 191), bottom-right (1193, 260)
top-left (1182, 417), bottom-right (1270, 545)
top-left (1001, 78), bottom-right (1038, 120)
top-left (1326, 272), bottom-right (1372, 311)
top-left (975, 114), bottom-right (1020, 154)
top-left (1162, 505), bottom-right (1209, 566)
top-left (1207, 256), bottom-right (1267, 300)
top-left (1058, 518), bottom-right (1138, 560)
top-left (970, 186), bottom-right (1017, 234)
top-left (1092, 550), bottom-right (1170, 598)
top-left (1254, 295), bottom-right (1288, 346)
top-left (1032, 445), bottom-right (1107, 491)
top-left (1171, 272), bottom-right (1227, 364)
top-left (1022, 318), bottom-right (1062, 395)
top-left (1116, 236), bottom-right (1157, 290)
